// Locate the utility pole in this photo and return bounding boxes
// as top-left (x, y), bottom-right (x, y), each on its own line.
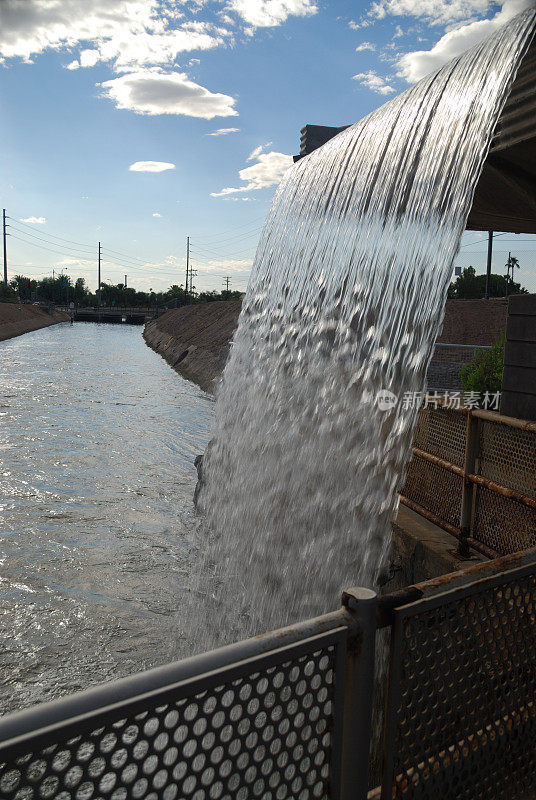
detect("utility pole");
top-left (223, 276), bottom-right (231, 293)
top-left (484, 230), bottom-right (493, 299)
top-left (98, 241), bottom-right (101, 308)
top-left (3, 209), bottom-right (7, 288)
top-left (505, 251), bottom-right (511, 299)
top-left (124, 274), bottom-right (127, 288)
top-left (185, 236), bottom-right (190, 304)
top-left (189, 269), bottom-right (197, 301)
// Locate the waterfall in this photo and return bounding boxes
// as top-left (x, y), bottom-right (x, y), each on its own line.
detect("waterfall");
top-left (192, 9), bottom-right (536, 649)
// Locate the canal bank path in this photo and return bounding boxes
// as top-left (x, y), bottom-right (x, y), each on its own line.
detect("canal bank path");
top-left (0, 322), bottom-right (213, 714)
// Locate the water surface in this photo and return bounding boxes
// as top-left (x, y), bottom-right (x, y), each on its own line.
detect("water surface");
top-left (0, 322), bottom-right (213, 714)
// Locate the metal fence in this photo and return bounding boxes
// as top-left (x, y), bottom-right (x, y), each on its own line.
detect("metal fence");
top-left (3, 551), bottom-right (536, 799)
top-left (426, 343), bottom-right (491, 391)
top-left (400, 404), bottom-right (536, 558)
top-left (378, 549), bottom-right (536, 800)
top-left (0, 589), bottom-right (377, 800)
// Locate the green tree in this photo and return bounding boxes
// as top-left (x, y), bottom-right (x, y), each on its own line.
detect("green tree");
top-left (460, 335), bottom-right (505, 395)
top-left (448, 265), bottom-right (527, 299)
top-left (73, 277), bottom-right (89, 305)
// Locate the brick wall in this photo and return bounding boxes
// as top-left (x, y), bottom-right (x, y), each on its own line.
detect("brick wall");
top-left (437, 299), bottom-right (508, 346)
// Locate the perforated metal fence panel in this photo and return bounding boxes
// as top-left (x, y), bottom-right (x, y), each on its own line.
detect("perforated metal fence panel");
top-left (412, 407), bottom-right (466, 467)
top-left (401, 454), bottom-right (462, 529)
top-left (474, 419), bottom-right (536, 554)
top-left (473, 483), bottom-right (536, 554)
top-left (0, 627), bottom-right (350, 800)
top-left (401, 406), bottom-right (536, 556)
top-left (381, 562), bottom-right (536, 800)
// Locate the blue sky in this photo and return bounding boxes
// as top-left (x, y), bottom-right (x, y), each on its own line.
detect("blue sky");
top-left (1, 0), bottom-right (534, 294)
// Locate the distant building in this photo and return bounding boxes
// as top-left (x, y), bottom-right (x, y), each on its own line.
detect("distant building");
top-left (293, 124), bottom-right (350, 162)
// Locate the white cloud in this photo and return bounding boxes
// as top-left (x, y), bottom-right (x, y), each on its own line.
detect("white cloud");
top-left (211, 150), bottom-right (293, 196)
top-left (355, 41), bottom-right (376, 51)
top-left (247, 144), bottom-right (264, 161)
top-left (20, 216), bottom-right (46, 224)
top-left (225, 0), bottom-right (317, 28)
top-left (64, 48), bottom-right (101, 70)
top-left (153, 212), bottom-right (162, 217)
top-left (396, 0), bottom-right (534, 82)
top-left (129, 161), bottom-right (176, 172)
top-left (352, 70), bottom-right (396, 94)
top-left (0, 0), bottom-right (222, 71)
top-left (246, 142), bottom-right (273, 161)
top-left (349, 18), bottom-right (372, 29)
top-left (194, 258), bottom-right (253, 272)
top-left (368, 0), bottom-right (491, 26)
top-left (207, 127), bottom-right (241, 135)
top-left (101, 69), bottom-right (237, 118)
top-left (0, 0), bottom-right (317, 73)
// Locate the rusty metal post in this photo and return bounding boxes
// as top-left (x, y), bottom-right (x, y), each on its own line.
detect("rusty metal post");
top-left (340, 587), bottom-right (377, 800)
top-left (459, 410), bottom-right (480, 557)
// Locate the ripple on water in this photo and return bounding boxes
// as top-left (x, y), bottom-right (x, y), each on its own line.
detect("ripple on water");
top-left (0, 322), bottom-right (213, 714)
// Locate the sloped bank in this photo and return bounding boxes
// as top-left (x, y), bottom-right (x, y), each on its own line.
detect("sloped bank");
top-left (0, 303), bottom-right (70, 342)
top-left (143, 301), bottom-right (241, 394)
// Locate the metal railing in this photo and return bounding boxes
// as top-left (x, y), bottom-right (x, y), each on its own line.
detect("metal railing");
top-left (0, 589), bottom-right (377, 800)
top-left (377, 547), bottom-right (536, 800)
top-left (400, 403), bottom-right (536, 558)
top-left (3, 551), bottom-right (536, 799)
top-left (426, 343), bottom-right (491, 391)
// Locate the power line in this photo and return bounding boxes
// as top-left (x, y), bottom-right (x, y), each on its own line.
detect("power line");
top-left (194, 227), bottom-right (262, 247)
top-left (101, 245), bottom-right (149, 264)
top-left (191, 215), bottom-right (266, 240)
top-left (8, 233), bottom-right (96, 260)
top-left (9, 217), bottom-right (94, 249)
top-left (8, 223), bottom-right (95, 257)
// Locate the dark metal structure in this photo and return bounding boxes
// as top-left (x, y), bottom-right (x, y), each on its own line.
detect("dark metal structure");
top-left (469, 40), bottom-right (536, 235)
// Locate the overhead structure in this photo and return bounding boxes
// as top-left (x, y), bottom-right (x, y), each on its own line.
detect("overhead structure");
top-left (468, 39), bottom-right (536, 234)
top-left (295, 40), bottom-right (536, 235)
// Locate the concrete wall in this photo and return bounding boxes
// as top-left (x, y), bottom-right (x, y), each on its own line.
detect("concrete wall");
top-left (501, 293), bottom-right (536, 421)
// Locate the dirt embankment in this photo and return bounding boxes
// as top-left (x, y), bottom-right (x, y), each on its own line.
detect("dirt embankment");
top-left (143, 298), bottom-right (509, 392)
top-left (0, 303), bottom-right (70, 342)
top-left (143, 301), bottom-right (242, 393)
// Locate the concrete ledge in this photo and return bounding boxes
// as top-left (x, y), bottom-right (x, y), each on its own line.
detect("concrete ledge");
top-left (386, 504), bottom-right (485, 592)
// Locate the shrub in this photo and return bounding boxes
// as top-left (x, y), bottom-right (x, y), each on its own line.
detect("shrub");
top-left (460, 335), bottom-right (505, 395)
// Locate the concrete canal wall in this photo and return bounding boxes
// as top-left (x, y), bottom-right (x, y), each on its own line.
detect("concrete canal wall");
top-left (143, 301), bottom-right (242, 393)
top-left (0, 303), bottom-right (70, 342)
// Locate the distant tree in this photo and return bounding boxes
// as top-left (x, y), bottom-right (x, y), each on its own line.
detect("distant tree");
top-left (1, 273), bottom-right (243, 307)
top-left (448, 265), bottom-right (527, 299)
top-left (460, 335), bottom-right (505, 395)
top-left (73, 277), bottom-right (89, 305)
top-left (0, 281), bottom-right (16, 301)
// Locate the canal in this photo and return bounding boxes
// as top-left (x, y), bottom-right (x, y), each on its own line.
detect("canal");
top-left (0, 322), bottom-right (214, 714)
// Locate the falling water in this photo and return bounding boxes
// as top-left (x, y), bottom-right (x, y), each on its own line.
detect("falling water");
top-left (193, 9), bottom-right (536, 648)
